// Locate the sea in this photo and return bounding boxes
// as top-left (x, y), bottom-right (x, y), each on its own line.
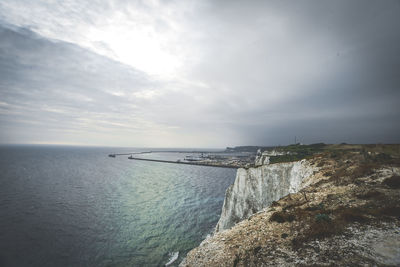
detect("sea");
top-left (0, 145), bottom-right (237, 266)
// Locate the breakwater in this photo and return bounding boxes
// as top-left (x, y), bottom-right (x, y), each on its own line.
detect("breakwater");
top-left (108, 151), bottom-right (151, 157)
top-left (109, 150), bottom-right (223, 157)
top-left (128, 156), bottom-right (238, 169)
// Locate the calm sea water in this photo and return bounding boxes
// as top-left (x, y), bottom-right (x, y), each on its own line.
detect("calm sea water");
top-left (0, 145), bottom-right (236, 266)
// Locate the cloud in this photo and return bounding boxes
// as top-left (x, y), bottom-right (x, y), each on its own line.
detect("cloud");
top-left (0, 24), bottom-right (233, 147)
top-left (0, 25), bottom-right (175, 145)
top-left (0, 0), bottom-right (193, 76)
top-left (0, 0), bottom-right (400, 147)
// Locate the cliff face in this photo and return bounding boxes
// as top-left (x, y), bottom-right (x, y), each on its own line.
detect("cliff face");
top-left (216, 159), bottom-right (314, 232)
top-left (181, 146), bottom-right (400, 266)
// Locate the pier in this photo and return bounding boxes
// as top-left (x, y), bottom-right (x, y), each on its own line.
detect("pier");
top-left (108, 150), bottom-right (218, 158)
top-left (108, 152), bottom-right (151, 157)
top-left (127, 156), bottom-right (239, 169)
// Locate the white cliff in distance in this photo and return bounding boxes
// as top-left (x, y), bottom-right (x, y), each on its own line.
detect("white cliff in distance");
top-left (216, 159), bottom-right (314, 232)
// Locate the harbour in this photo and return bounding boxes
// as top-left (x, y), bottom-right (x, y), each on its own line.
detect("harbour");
top-left (108, 149), bottom-right (257, 168)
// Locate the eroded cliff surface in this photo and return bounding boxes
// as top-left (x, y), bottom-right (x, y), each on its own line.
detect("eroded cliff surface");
top-left (216, 159), bottom-right (315, 232)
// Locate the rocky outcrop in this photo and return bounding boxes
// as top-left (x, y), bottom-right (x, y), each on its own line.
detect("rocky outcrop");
top-left (216, 159), bottom-right (314, 232)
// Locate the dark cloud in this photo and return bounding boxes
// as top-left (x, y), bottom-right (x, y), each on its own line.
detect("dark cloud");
top-left (184, 0), bottom-right (400, 145)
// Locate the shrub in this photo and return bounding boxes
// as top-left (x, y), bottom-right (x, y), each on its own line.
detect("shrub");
top-left (338, 207), bottom-right (369, 223)
top-left (380, 206), bottom-right (400, 217)
top-left (329, 167), bottom-right (347, 184)
top-left (350, 163), bottom-right (378, 178)
top-left (305, 203), bottom-right (325, 211)
top-left (356, 190), bottom-right (384, 200)
top-left (270, 212), bottom-right (285, 223)
top-left (269, 211), bottom-right (295, 223)
top-left (292, 218), bottom-right (343, 249)
top-left (308, 220), bottom-right (337, 238)
top-left (271, 201), bottom-right (280, 207)
top-left (315, 213), bottom-right (331, 222)
top-left (373, 153), bottom-right (392, 163)
top-left (317, 161), bottom-right (325, 167)
top-left (383, 175), bottom-right (400, 189)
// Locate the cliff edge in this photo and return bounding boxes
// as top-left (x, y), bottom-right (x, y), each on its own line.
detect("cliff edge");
top-left (181, 145), bottom-right (400, 266)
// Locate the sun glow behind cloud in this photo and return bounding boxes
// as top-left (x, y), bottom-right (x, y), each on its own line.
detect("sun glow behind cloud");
top-left (84, 12), bottom-right (182, 76)
top-left (0, 0), bottom-right (189, 77)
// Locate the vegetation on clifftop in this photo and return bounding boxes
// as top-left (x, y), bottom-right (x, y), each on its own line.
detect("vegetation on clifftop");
top-left (270, 143), bottom-right (400, 164)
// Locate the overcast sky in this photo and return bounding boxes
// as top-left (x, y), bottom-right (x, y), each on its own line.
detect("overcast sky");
top-left (0, 0), bottom-right (399, 148)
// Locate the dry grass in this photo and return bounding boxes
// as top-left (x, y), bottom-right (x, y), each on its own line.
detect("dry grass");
top-left (327, 162), bottom-right (380, 186)
top-left (291, 195), bottom-right (399, 250)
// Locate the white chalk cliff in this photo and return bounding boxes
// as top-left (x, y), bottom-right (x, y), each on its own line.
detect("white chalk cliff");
top-left (216, 159), bottom-right (314, 232)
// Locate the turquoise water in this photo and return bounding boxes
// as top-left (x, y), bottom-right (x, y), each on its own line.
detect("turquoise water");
top-left (0, 145), bottom-right (236, 266)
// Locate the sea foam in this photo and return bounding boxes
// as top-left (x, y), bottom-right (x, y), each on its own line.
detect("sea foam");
top-left (165, 251), bottom-right (179, 266)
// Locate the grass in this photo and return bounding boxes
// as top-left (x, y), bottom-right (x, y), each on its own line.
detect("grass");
top-left (269, 154), bottom-right (306, 164)
top-left (264, 143), bottom-right (400, 165)
top-left (269, 143), bottom-right (327, 164)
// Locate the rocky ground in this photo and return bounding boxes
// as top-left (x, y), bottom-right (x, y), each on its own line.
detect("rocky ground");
top-left (181, 146), bottom-right (400, 266)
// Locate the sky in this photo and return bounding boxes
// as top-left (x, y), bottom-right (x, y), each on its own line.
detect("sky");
top-left (0, 0), bottom-right (399, 148)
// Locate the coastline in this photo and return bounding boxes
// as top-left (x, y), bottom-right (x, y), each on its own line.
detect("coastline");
top-left (181, 145), bottom-right (400, 266)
